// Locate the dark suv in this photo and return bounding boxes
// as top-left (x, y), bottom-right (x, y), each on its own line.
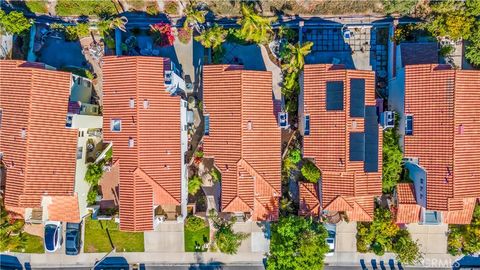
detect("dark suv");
top-left (65, 222), bottom-right (82, 255)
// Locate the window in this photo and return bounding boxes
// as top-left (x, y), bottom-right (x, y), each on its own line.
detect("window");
top-left (204, 115), bottom-right (210, 136)
top-left (143, 99), bottom-right (150, 109)
top-left (66, 115), bottom-right (73, 128)
top-left (128, 137), bottom-right (135, 148)
top-left (111, 119), bottom-right (121, 132)
top-left (76, 146), bottom-right (83, 159)
top-left (405, 115), bottom-right (413, 135)
top-left (304, 115), bottom-right (310, 136)
top-left (129, 98), bottom-right (135, 108)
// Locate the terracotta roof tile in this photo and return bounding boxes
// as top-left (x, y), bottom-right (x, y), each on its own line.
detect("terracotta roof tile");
top-left (443, 198), bottom-right (477, 224)
top-left (395, 183), bottom-right (421, 223)
top-left (102, 56), bottom-right (183, 231)
top-left (298, 182), bottom-right (321, 216)
top-left (0, 60), bottom-right (77, 209)
top-left (403, 65), bottom-right (480, 222)
top-left (203, 65), bottom-right (281, 221)
top-left (302, 64), bottom-right (382, 221)
top-left (46, 195), bottom-right (80, 223)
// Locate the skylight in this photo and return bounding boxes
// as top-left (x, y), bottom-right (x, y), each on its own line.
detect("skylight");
top-left (204, 115), bottom-right (210, 136)
top-left (405, 115), bottom-right (413, 135)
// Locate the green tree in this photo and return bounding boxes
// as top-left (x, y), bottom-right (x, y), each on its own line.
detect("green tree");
top-left (393, 230), bottom-right (423, 264)
top-left (383, 0), bottom-right (418, 15)
top-left (382, 114), bottom-right (403, 193)
top-left (267, 216), bottom-right (329, 270)
top-left (0, 205), bottom-right (26, 252)
top-left (426, 0), bottom-right (475, 41)
top-left (288, 148), bottom-right (302, 164)
top-left (195, 24), bottom-right (227, 49)
top-left (0, 11), bottom-right (32, 35)
top-left (465, 23), bottom-right (480, 67)
top-left (87, 188), bottom-right (98, 205)
top-left (97, 16), bottom-right (128, 36)
top-left (301, 161), bottom-right (321, 183)
top-left (236, 3), bottom-right (276, 44)
top-left (357, 207), bottom-right (423, 264)
top-left (466, 0), bottom-right (480, 16)
top-left (183, 0), bottom-right (207, 29)
top-left (209, 210), bottom-right (248, 254)
top-left (185, 215), bottom-right (207, 232)
top-left (282, 42), bottom-right (313, 73)
top-left (447, 204), bottom-right (480, 255)
top-left (85, 162), bottom-right (103, 186)
top-left (188, 175), bottom-right (203, 195)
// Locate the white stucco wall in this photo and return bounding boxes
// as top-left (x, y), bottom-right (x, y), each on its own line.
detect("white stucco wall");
top-left (405, 162), bottom-right (427, 208)
top-left (180, 99), bottom-right (188, 221)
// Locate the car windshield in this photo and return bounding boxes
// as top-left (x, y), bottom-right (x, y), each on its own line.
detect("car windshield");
top-left (66, 235), bottom-right (77, 250)
top-left (45, 225), bottom-right (57, 250)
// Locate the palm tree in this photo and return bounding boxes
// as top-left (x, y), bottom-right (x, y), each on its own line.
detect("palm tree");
top-left (282, 41), bottom-right (314, 73)
top-left (183, 0), bottom-right (207, 31)
top-left (194, 24), bottom-right (227, 49)
top-left (97, 16), bottom-right (128, 36)
top-left (237, 3), bottom-right (276, 44)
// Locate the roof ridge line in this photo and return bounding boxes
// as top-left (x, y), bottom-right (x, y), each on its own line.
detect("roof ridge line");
top-left (133, 167), bottom-right (178, 204)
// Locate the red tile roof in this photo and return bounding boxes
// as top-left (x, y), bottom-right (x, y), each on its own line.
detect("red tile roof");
top-left (46, 195), bottom-right (81, 223)
top-left (302, 64), bottom-right (382, 221)
top-left (395, 183), bottom-right (421, 224)
top-left (202, 65), bottom-right (281, 221)
top-left (0, 60), bottom-right (77, 209)
top-left (298, 182), bottom-right (321, 216)
top-left (102, 56), bottom-right (183, 231)
top-left (403, 65), bottom-right (480, 223)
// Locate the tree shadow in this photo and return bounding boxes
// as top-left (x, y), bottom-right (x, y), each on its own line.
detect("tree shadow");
top-left (188, 252), bottom-right (225, 270)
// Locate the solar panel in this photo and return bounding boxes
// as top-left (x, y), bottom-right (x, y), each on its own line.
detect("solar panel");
top-left (350, 132), bottom-right (365, 161)
top-left (364, 106), bottom-right (379, 172)
top-left (350, 78), bottom-right (365, 117)
top-left (326, 81), bottom-right (344, 110)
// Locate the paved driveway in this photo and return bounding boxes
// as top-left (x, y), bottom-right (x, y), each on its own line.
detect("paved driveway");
top-left (144, 223), bottom-right (185, 252)
top-left (232, 221), bottom-right (270, 253)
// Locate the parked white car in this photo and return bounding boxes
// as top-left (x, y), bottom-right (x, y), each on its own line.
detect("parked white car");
top-left (44, 221), bottom-right (63, 252)
top-left (325, 223), bottom-right (336, 256)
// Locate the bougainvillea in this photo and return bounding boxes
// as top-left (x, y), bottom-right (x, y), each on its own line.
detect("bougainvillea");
top-left (150, 23), bottom-right (175, 47)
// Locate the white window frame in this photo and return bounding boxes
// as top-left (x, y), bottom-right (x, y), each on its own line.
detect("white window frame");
top-left (111, 119), bottom-right (122, 132)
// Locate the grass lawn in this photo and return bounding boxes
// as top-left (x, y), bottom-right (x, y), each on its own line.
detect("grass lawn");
top-left (55, 0), bottom-right (119, 16)
top-left (25, 1), bottom-right (48, 13)
top-left (12, 233), bottom-right (44, 253)
top-left (83, 216), bottom-right (144, 253)
top-left (184, 224), bottom-right (210, 252)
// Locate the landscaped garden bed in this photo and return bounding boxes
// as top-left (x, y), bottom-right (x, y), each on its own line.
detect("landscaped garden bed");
top-left (83, 216), bottom-right (144, 253)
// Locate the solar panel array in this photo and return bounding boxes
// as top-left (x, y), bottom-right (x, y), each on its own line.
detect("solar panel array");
top-left (326, 81), bottom-right (344, 110)
top-left (364, 106), bottom-right (379, 172)
top-left (350, 132), bottom-right (365, 161)
top-left (350, 78), bottom-right (365, 117)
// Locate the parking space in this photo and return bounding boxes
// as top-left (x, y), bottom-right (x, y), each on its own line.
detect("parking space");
top-left (144, 223), bottom-right (184, 252)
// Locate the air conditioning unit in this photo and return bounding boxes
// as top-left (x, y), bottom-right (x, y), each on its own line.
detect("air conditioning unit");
top-left (380, 111), bottom-right (395, 129)
top-left (278, 112), bottom-right (289, 129)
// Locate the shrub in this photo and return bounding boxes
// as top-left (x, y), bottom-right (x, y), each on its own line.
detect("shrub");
top-left (65, 23), bottom-right (90, 41)
top-left (439, 44), bottom-right (454, 57)
top-left (85, 163), bottom-right (103, 186)
top-left (382, 114), bottom-right (403, 193)
top-left (210, 167), bottom-right (221, 182)
top-left (0, 11), bottom-right (32, 35)
top-left (288, 149), bottom-right (301, 164)
top-left (188, 175), bottom-right (203, 195)
top-left (104, 36), bottom-right (115, 49)
top-left (301, 161), bottom-right (321, 183)
top-left (164, 1), bottom-right (179, 15)
top-left (150, 23), bottom-right (175, 47)
top-left (87, 188), bottom-right (98, 205)
top-left (447, 204), bottom-right (480, 255)
top-left (50, 23), bottom-right (65, 30)
top-left (178, 27), bottom-right (192, 44)
top-left (185, 216), bottom-right (207, 232)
